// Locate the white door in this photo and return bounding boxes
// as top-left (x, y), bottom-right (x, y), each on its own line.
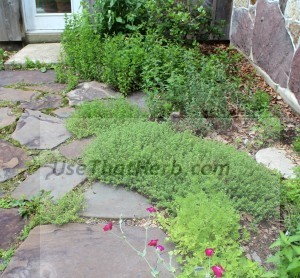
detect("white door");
top-left (22, 0), bottom-right (81, 32)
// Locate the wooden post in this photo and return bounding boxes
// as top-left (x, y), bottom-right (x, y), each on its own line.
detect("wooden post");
top-left (0, 0), bottom-right (24, 41)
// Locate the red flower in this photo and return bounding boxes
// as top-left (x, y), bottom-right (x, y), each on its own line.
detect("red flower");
top-left (205, 248), bottom-right (214, 257)
top-left (148, 239), bottom-right (159, 247)
top-left (103, 222), bottom-right (113, 231)
top-left (146, 207), bottom-right (157, 213)
top-left (212, 265), bottom-right (225, 277)
top-left (156, 245), bottom-right (165, 252)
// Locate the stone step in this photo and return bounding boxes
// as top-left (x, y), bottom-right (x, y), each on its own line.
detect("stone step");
top-left (81, 182), bottom-right (151, 219)
top-left (1, 223), bottom-right (176, 278)
top-left (11, 163), bottom-right (86, 201)
top-left (4, 43), bottom-right (61, 70)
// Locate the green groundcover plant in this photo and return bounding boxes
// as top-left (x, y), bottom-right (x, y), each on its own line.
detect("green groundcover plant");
top-left (66, 98), bottom-right (147, 138)
top-left (159, 189), bottom-right (263, 277)
top-left (80, 121), bottom-right (280, 221)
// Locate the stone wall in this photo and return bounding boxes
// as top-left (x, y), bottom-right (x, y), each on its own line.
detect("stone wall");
top-left (230, 0), bottom-right (300, 114)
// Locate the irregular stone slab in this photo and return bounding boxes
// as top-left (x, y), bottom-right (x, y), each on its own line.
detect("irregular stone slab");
top-left (5, 43), bottom-right (61, 68)
top-left (285, 0), bottom-right (300, 21)
top-left (255, 147), bottom-right (296, 178)
top-left (288, 23), bottom-right (300, 47)
top-left (0, 140), bottom-right (30, 182)
top-left (0, 209), bottom-right (25, 249)
top-left (289, 47), bottom-right (300, 103)
top-left (231, 8), bottom-right (254, 56)
top-left (67, 81), bottom-right (121, 106)
top-left (11, 163), bottom-right (86, 200)
top-left (0, 108), bottom-right (16, 128)
top-left (2, 224), bottom-right (176, 278)
top-left (59, 137), bottom-right (94, 159)
top-left (53, 106), bottom-right (75, 119)
top-left (12, 110), bottom-right (71, 149)
top-left (252, 0), bottom-right (294, 88)
top-left (0, 87), bottom-right (39, 103)
top-left (127, 91), bottom-right (148, 111)
top-left (0, 70), bottom-right (56, 87)
top-left (20, 94), bottom-right (62, 110)
top-left (81, 182), bottom-right (151, 219)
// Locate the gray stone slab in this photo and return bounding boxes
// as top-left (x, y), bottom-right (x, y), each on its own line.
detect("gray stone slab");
top-left (231, 8), bottom-right (253, 57)
top-left (0, 70), bottom-right (56, 87)
top-left (0, 87), bottom-right (39, 103)
top-left (59, 137), bottom-right (94, 159)
top-left (252, 0), bottom-right (294, 88)
top-left (53, 106), bottom-right (75, 119)
top-left (81, 182), bottom-right (151, 219)
top-left (127, 91), bottom-right (148, 111)
top-left (67, 81), bottom-right (121, 106)
top-left (5, 43), bottom-right (61, 68)
top-left (0, 140), bottom-right (30, 182)
top-left (0, 108), bottom-right (16, 128)
top-left (289, 46), bottom-right (300, 103)
top-left (1, 224), bottom-right (176, 278)
top-left (0, 209), bottom-right (25, 249)
top-left (255, 147), bottom-right (296, 178)
top-left (12, 110), bottom-right (71, 150)
top-left (11, 163), bottom-right (86, 200)
top-left (20, 94), bottom-right (62, 110)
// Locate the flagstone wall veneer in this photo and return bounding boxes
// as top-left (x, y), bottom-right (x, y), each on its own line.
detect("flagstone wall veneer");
top-left (230, 0), bottom-right (300, 113)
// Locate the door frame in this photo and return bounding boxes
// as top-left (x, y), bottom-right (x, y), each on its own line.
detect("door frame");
top-left (22, 0), bottom-right (81, 33)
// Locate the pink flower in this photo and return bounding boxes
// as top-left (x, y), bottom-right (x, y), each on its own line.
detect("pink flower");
top-left (103, 222), bottom-right (113, 231)
top-left (146, 207), bottom-right (157, 213)
top-left (205, 248), bottom-right (214, 257)
top-left (148, 239), bottom-right (159, 247)
top-left (212, 265), bottom-right (225, 277)
top-left (156, 245), bottom-right (165, 252)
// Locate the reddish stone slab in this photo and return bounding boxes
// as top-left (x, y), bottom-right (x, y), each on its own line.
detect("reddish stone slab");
top-left (0, 70), bottom-right (56, 87)
top-left (289, 46), bottom-right (300, 103)
top-left (2, 224), bottom-right (177, 278)
top-left (0, 209), bottom-right (25, 249)
top-left (231, 8), bottom-right (254, 56)
top-left (252, 0), bottom-right (294, 88)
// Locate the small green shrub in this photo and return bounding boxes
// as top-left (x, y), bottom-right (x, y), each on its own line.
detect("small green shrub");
top-left (102, 34), bottom-right (145, 94)
top-left (256, 111), bottom-right (283, 141)
top-left (247, 90), bottom-right (271, 114)
top-left (293, 137), bottom-right (300, 154)
top-left (92, 0), bottom-right (148, 35)
top-left (265, 226), bottom-right (300, 278)
top-left (66, 98), bottom-right (147, 138)
top-left (160, 190), bottom-right (263, 277)
top-left (281, 169), bottom-right (300, 234)
top-left (83, 121), bottom-right (280, 220)
top-left (60, 8), bottom-right (103, 84)
top-left (0, 248), bottom-right (15, 272)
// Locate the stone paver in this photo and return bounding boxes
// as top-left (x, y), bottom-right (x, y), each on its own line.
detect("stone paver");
top-left (54, 106), bottom-right (75, 119)
top-left (0, 70), bottom-right (56, 87)
top-left (0, 108), bottom-right (16, 128)
top-left (255, 147), bottom-right (296, 178)
top-left (127, 91), bottom-right (148, 111)
top-left (59, 137), bottom-right (94, 159)
top-left (67, 81), bottom-right (121, 106)
top-left (5, 43), bottom-right (61, 68)
top-left (12, 110), bottom-right (71, 150)
top-left (81, 182), bottom-right (151, 219)
top-left (0, 140), bottom-right (30, 182)
top-left (11, 163), bottom-right (86, 200)
top-left (0, 87), bottom-right (40, 103)
top-left (0, 209), bottom-right (25, 249)
top-left (1, 224), bottom-right (175, 278)
top-left (20, 94), bottom-right (62, 110)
